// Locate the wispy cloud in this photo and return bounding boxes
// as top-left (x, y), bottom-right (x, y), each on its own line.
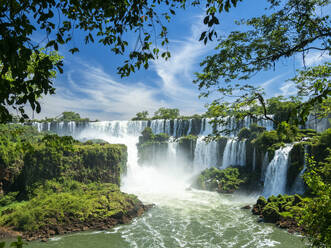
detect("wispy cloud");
top-left (33, 17), bottom-right (212, 120)
top-left (35, 63), bottom-right (163, 120)
top-left (300, 50), bottom-right (331, 67)
top-left (278, 81), bottom-right (297, 97)
top-left (260, 74), bottom-right (287, 89)
top-left (152, 16), bottom-right (213, 115)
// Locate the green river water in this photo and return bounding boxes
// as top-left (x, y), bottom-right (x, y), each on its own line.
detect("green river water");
top-left (26, 188), bottom-right (307, 248)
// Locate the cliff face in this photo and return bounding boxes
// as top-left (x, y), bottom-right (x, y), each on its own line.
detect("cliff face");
top-left (0, 135), bottom-right (127, 195)
top-left (0, 127), bottom-right (153, 242)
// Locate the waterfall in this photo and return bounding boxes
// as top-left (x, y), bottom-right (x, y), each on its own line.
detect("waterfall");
top-left (193, 137), bottom-right (218, 172)
top-left (262, 145), bottom-right (293, 197)
top-left (31, 117), bottom-right (275, 177)
top-left (32, 116), bottom-right (274, 139)
top-left (290, 145), bottom-right (308, 194)
top-left (150, 119), bottom-right (165, 134)
top-left (200, 118), bottom-right (213, 136)
top-left (261, 152), bottom-right (269, 183)
top-left (222, 139), bottom-right (246, 169)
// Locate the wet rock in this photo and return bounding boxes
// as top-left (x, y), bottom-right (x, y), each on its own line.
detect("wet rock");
top-left (241, 205), bottom-right (251, 209)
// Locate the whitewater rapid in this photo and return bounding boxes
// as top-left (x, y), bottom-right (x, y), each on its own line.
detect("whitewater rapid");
top-left (27, 119), bottom-right (308, 248)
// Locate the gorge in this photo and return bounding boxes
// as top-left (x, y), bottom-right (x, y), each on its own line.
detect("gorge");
top-left (22, 116), bottom-right (326, 247)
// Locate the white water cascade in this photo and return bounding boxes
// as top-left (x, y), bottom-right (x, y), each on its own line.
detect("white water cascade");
top-left (262, 145), bottom-right (293, 197)
top-left (31, 117), bottom-right (276, 184)
top-left (193, 137), bottom-right (218, 172)
top-left (28, 118), bottom-right (310, 248)
top-left (222, 139), bottom-right (246, 169)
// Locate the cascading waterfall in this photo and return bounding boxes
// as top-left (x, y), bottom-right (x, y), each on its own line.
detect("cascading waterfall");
top-left (261, 152), bottom-right (269, 182)
top-left (31, 117), bottom-right (274, 174)
top-left (222, 138), bottom-right (246, 169)
top-left (28, 118), bottom-right (309, 247)
top-left (193, 137), bottom-right (218, 172)
top-left (262, 145), bottom-right (293, 197)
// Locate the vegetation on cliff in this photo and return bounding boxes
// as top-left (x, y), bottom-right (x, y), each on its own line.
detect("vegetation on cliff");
top-left (193, 167), bottom-right (244, 193)
top-left (0, 180), bottom-right (145, 240)
top-left (252, 194), bottom-right (307, 232)
top-left (0, 124), bottom-right (148, 241)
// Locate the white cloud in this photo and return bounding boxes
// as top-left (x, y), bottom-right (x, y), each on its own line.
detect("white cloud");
top-left (278, 81), bottom-right (297, 97)
top-left (151, 17), bottom-right (213, 116)
top-left (32, 17), bottom-right (212, 120)
top-left (301, 51), bottom-right (331, 67)
top-left (34, 63), bottom-right (164, 120)
top-left (260, 74), bottom-right (287, 89)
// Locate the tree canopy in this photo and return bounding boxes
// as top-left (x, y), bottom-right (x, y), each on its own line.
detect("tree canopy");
top-left (0, 0), bottom-right (241, 123)
top-left (195, 0), bottom-right (330, 128)
top-left (131, 111), bottom-right (149, 121)
top-left (153, 107), bottom-right (180, 119)
top-left (0, 50), bottom-right (62, 123)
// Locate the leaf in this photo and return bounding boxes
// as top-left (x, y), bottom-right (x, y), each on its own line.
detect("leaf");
top-left (199, 31), bottom-right (206, 41)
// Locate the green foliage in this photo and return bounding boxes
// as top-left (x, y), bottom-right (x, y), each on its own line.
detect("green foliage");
top-left (131, 111), bottom-right (149, 121)
top-left (194, 167), bottom-right (244, 193)
top-left (0, 125), bottom-right (43, 193)
top-left (23, 136), bottom-right (127, 192)
top-left (253, 130), bottom-right (280, 152)
top-left (195, 0), bottom-right (329, 85)
top-left (178, 135), bottom-right (198, 143)
top-left (237, 127), bottom-right (251, 140)
top-left (58, 112), bottom-right (89, 122)
top-left (0, 237), bottom-right (27, 248)
top-left (291, 62), bottom-right (331, 123)
top-left (249, 123), bottom-right (266, 136)
top-left (0, 50), bottom-right (63, 123)
top-left (0, 124), bottom-right (127, 197)
top-left (0, 0), bottom-right (241, 123)
top-left (253, 194), bottom-right (307, 223)
top-left (153, 108), bottom-right (180, 120)
top-left (287, 143), bottom-right (305, 190)
top-left (0, 180), bottom-right (139, 232)
top-left (311, 129), bottom-right (331, 163)
top-left (0, 192), bottom-right (18, 207)
top-left (276, 122), bottom-right (298, 143)
top-left (270, 100), bottom-right (300, 126)
top-left (195, 0), bottom-right (330, 130)
top-left (138, 127), bottom-right (169, 145)
top-left (301, 153), bottom-right (331, 247)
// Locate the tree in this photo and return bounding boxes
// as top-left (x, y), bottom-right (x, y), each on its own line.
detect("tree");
top-left (58, 112), bottom-right (89, 122)
top-left (131, 111), bottom-right (149, 121)
top-left (291, 62), bottom-right (331, 122)
top-left (0, 0), bottom-right (241, 123)
top-left (0, 50), bottom-right (62, 123)
top-left (153, 107), bottom-right (180, 119)
top-left (302, 152), bottom-right (331, 247)
top-left (194, 0), bottom-right (330, 128)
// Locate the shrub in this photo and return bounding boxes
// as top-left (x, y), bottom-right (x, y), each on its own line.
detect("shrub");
top-left (237, 127), bottom-right (251, 140)
top-left (193, 167), bottom-right (244, 193)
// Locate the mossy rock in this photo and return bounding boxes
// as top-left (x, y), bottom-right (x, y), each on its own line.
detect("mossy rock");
top-left (256, 196), bottom-right (267, 207)
top-left (262, 205), bottom-right (280, 223)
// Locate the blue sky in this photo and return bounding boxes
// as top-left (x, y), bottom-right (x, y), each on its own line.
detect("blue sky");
top-left (31, 1), bottom-right (330, 121)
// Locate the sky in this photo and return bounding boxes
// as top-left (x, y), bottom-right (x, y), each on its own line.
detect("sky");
top-left (30, 1), bottom-right (330, 121)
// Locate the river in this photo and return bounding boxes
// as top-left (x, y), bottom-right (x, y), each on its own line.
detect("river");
top-left (25, 120), bottom-right (309, 247)
top-left (27, 167), bottom-right (307, 248)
